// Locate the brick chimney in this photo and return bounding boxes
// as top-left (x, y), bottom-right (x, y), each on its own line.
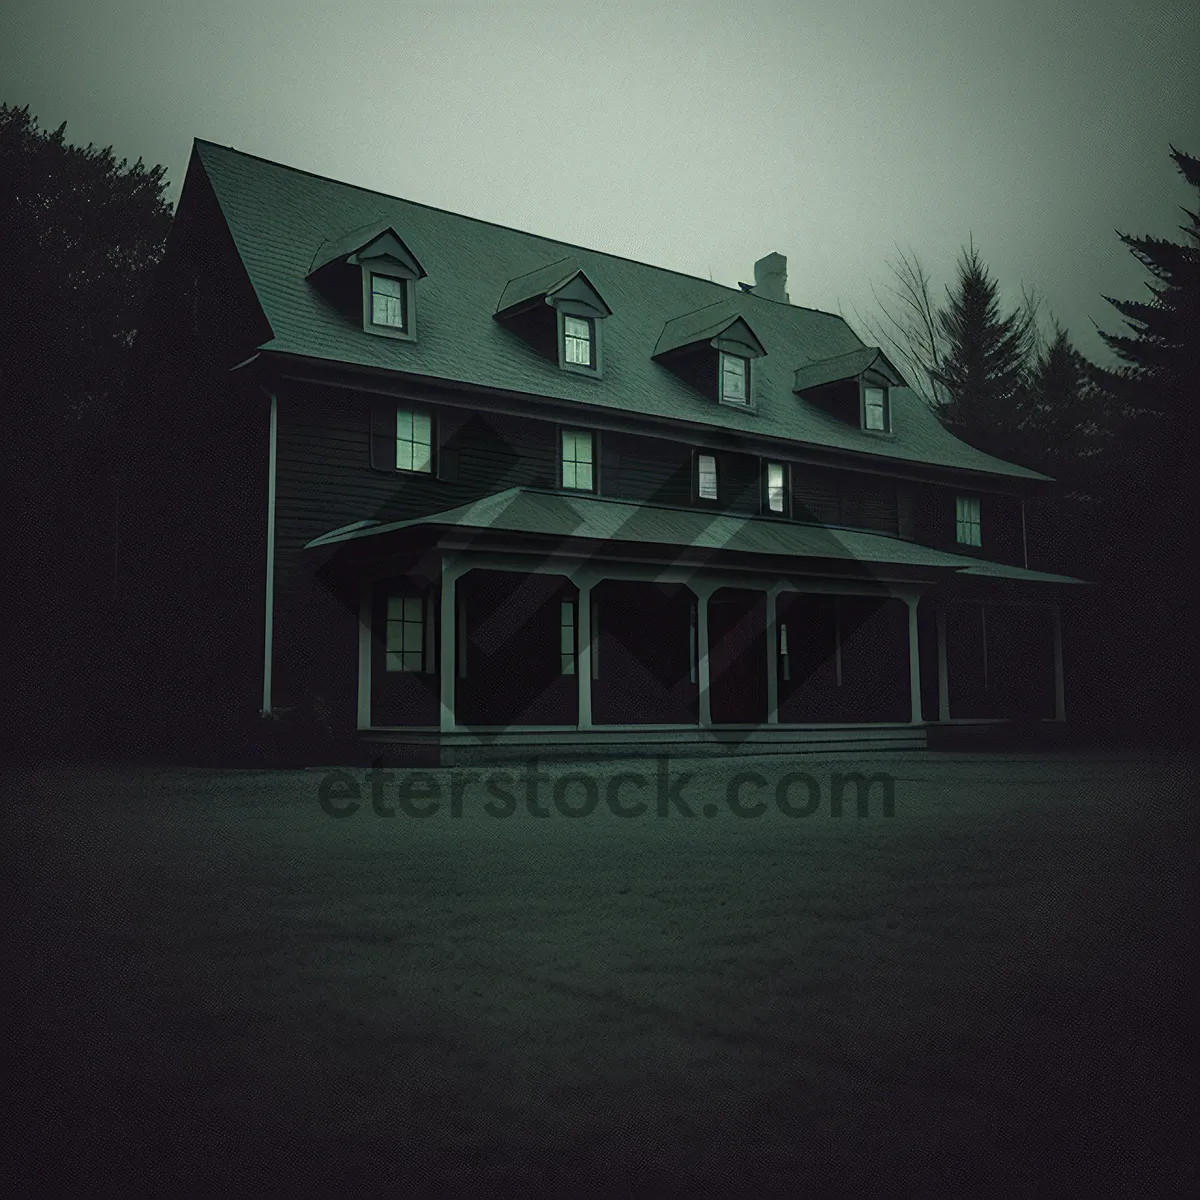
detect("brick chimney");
top-left (752, 252), bottom-right (789, 304)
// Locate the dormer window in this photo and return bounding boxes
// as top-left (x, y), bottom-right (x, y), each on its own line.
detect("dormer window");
top-left (563, 316), bottom-right (595, 367)
top-left (720, 353), bottom-right (749, 406)
top-left (369, 273), bottom-right (408, 331)
top-left (863, 386), bottom-right (889, 432)
top-left (653, 303), bottom-right (765, 411)
top-left (495, 260), bottom-right (611, 378)
top-left (307, 222), bottom-right (426, 344)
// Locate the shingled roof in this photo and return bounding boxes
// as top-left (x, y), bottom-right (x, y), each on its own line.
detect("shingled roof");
top-left (190, 139), bottom-right (1050, 483)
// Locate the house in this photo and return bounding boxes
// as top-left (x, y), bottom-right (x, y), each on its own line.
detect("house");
top-left (117, 140), bottom-right (1083, 764)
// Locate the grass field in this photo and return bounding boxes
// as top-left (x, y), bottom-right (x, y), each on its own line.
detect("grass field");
top-left (4, 752), bottom-right (1196, 1194)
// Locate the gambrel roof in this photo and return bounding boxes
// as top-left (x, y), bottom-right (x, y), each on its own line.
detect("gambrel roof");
top-left (188, 139), bottom-right (1050, 483)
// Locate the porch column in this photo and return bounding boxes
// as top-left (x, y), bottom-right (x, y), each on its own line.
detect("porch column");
top-left (936, 603), bottom-right (950, 721)
top-left (696, 583), bottom-right (714, 728)
top-left (439, 556), bottom-right (459, 733)
top-left (575, 573), bottom-right (594, 731)
top-left (766, 586), bottom-right (780, 725)
top-left (357, 578), bottom-right (371, 730)
top-left (906, 594), bottom-right (922, 725)
top-left (1051, 602), bottom-right (1066, 721)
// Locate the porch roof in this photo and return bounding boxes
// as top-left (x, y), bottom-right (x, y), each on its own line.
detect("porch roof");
top-left (304, 487), bottom-right (1088, 582)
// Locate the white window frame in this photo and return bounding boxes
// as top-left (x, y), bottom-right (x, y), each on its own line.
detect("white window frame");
top-left (766, 461), bottom-right (787, 513)
top-left (396, 408), bottom-right (433, 473)
top-left (696, 452), bottom-right (718, 501)
top-left (385, 594), bottom-right (425, 672)
top-left (956, 495), bottom-right (982, 547)
top-left (863, 385), bottom-right (888, 431)
top-left (560, 428), bottom-right (595, 491)
top-left (719, 352), bottom-right (750, 406)
top-left (563, 315), bottom-right (594, 367)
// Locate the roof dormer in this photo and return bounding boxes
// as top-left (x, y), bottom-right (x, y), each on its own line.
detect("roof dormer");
top-left (653, 301), bottom-right (766, 411)
top-left (308, 221), bottom-right (427, 342)
top-left (793, 347), bottom-right (904, 433)
top-left (495, 259), bottom-right (612, 377)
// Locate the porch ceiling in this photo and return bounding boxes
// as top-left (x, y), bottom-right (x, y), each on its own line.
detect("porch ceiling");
top-left (304, 487), bottom-right (1087, 582)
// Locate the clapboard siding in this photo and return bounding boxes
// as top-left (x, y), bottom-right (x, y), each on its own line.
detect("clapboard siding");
top-left (792, 464), bottom-right (899, 534)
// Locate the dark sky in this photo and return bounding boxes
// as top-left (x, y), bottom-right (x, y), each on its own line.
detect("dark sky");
top-left (3, 0), bottom-right (1197, 363)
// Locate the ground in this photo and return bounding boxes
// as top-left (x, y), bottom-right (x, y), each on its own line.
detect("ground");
top-left (4, 751), bottom-right (1196, 1194)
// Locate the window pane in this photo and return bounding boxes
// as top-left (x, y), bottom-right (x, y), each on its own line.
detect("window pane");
top-left (722, 354), bottom-right (746, 401)
top-left (768, 462), bottom-right (784, 511)
top-left (561, 625), bottom-right (575, 653)
top-left (385, 651), bottom-right (405, 672)
top-left (373, 276), bottom-right (403, 296)
top-left (387, 596), bottom-right (406, 619)
top-left (561, 600), bottom-right (574, 624)
top-left (561, 653), bottom-right (575, 675)
top-left (386, 620), bottom-right (404, 651)
top-left (562, 429), bottom-right (576, 460)
top-left (564, 316), bottom-right (589, 339)
top-left (412, 411), bottom-right (431, 446)
top-left (402, 651), bottom-right (422, 671)
top-left (562, 462), bottom-right (576, 489)
top-left (396, 410), bottom-right (413, 439)
top-left (698, 454), bottom-right (717, 499)
top-left (779, 624), bottom-right (789, 655)
top-left (575, 463), bottom-right (593, 491)
top-left (403, 597), bottom-right (422, 620)
top-left (411, 441), bottom-right (432, 472)
top-left (396, 441), bottom-right (414, 470)
top-left (575, 431), bottom-right (593, 464)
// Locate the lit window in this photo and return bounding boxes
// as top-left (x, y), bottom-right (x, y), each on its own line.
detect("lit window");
top-left (697, 453), bottom-right (718, 500)
top-left (561, 429), bottom-right (594, 490)
top-left (370, 274), bottom-right (407, 330)
top-left (560, 599), bottom-right (576, 675)
top-left (766, 461), bottom-right (786, 513)
top-left (779, 621), bottom-right (790, 681)
top-left (956, 495), bottom-right (982, 546)
top-left (720, 353), bottom-right (748, 404)
top-left (385, 595), bottom-right (425, 671)
top-left (864, 386), bottom-right (887, 431)
top-left (396, 409), bottom-right (432, 472)
top-left (563, 315), bottom-right (594, 367)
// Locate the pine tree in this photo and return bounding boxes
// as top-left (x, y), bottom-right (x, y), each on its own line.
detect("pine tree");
top-left (1093, 145), bottom-right (1199, 454)
top-left (930, 238), bottom-right (1036, 459)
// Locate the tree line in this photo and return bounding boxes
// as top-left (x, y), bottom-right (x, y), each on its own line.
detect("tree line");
top-left (1, 100), bottom-right (1195, 755)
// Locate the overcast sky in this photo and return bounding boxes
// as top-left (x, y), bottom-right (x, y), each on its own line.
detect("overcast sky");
top-left (3, 0), bottom-right (1197, 364)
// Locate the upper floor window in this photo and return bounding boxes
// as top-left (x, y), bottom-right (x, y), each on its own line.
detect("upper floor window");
top-left (561, 429), bottom-right (595, 491)
top-left (863, 386), bottom-right (889, 431)
top-left (956, 495), bottom-right (982, 546)
top-left (720, 352), bottom-right (750, 406)
top-left (563, 315), bottom-right (595, 368)
top-left (385, 595), bottom-right (426, 672)
top-left (370, 273), bottom-right (408, 331)
top-left (697, 452), bottom-right (718, 501)
top-left (765, 461), bottom-right (787, 514)
top-left (396, 409), bottom-right (433, 472)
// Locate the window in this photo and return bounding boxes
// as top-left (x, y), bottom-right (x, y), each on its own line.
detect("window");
top-left (697, 453), bottom-right (718, 501)
top-left (396, 409), bottom-right (433, 472)
top-left (369, 273), bottom-right (408, 331)
top-left (956, 495), bottom-right (982, 546)
top-left (766, 461), bottom-right (786, 514)
top-left (385, 595), bottom-right (425, 672)
top-left (720, 352), bottom-right (749, 405)
top-left (779, 621), bottom-right (790, 681)
top-left (863, 386), bottom-right (888, 431)
top-left (560, 599), bottom-right (576, 675)
top-left (561, 429), bottom-right (595, 490)
top-left (563, 315), bottom-right (594, 367)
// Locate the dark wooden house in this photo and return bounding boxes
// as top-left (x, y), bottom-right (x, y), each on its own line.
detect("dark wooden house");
top-left (117, 140), bottom-right (1083, 762)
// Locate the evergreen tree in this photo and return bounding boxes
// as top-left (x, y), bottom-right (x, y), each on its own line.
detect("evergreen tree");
top-left (1092, 145), bottom-right (1199, 457)
top-left (930, 238), bottom-right (1036, 459)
